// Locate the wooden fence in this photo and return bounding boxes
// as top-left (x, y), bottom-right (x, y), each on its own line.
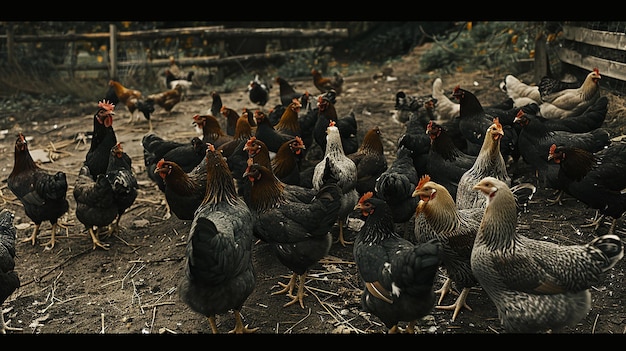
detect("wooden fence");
top-left (2, 24), bottom-right (350, 82)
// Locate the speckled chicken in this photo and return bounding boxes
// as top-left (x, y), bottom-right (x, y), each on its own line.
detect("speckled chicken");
top-left (353, 192), bottom-right (442, 334)
top-left (471, 176), bottom-right (624, 333)
top-left (178, 144), bottom-right (258, 334)
top-left (0, 209), bottom-right (21, 334)
top-left (412, 175), bottom-right (483, 321)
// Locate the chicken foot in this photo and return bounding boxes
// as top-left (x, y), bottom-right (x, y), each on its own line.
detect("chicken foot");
top-left (435, 277), bottom-right (454, 305)
top-left (0, 309), bottom-right (23, 334)
top-left (388, 320), bottom-right (419, 334)
top-left (89, 227), bottom-right (110, 250)
top-left (435, 287), bottom-right (472, 322)
top-left (228, 310), bottom-right (259, 334)
top-left (21, 224), bottom-right (41, 246)
top-left (335, 219), bottom-right (353, 246)
top-left (272, 272), bottom-right (308, 308)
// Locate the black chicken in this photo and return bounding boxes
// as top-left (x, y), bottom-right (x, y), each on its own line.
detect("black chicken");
top-left (85, 100), bottom-right (118, 181)
top-left (548, 141), bottom-right (626, 235)
top-left (209, 91), bottom-right (223, 119)
top-left (0, 209), bottom-right (21, 334)
top-left (275, 76), bottom-right (303, 107)
top-left (248, 74), bottom-right (271, 107)
top-left (8, 133), bottom-right (69, 249)
top-left (178, 144), bottom-right (258, 334)
top-left (154, 157), bottom-right (207, 221)
top-left (353, 192), bottom-right (442, 334)
top-left (105, 142), bottom-right (138, 236)
top-left (244, 157), bottom-right (342, 308)
top-left (313, 92), bottom-right (359, 156)
top-left (73, 165), bottom-right (118, 250)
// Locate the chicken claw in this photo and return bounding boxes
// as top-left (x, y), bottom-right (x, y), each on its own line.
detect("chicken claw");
top-left (435, 287), bottom-right (472, 322)
top-left (228, 311), bottom-right (259, 334)
top-left (21, 225), bottom-right (41, 246)
top-left (89, 227), bottom-right (110, 250)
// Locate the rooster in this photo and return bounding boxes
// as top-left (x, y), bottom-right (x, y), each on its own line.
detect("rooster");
top-left (85, 100), bottom-right (118, 181)
top-left (178, 144), bottom-right (258, 334)
top-left (471, 176), bottom-right (624, 333)
top-left (0, 209), bottom-right (21, 334)
top-left (412, 175), bottom-right (483, 322)
top-left (311, 68), bottom-right (343, 96)
top-left (538, 68), bottom-right (602, 119)
top-left (244, 157), bottom-right (342, 308)
top-left (312, 121), bottom-right (359, 247)
top-left (353, 192), bottom-right (443, 334)
top-left (108, 80), bottom-right (152, 125)
top-left (8, 133), bottom-right (69, 249)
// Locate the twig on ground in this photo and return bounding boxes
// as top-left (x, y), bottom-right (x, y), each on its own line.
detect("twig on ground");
top-left (283, 308), bottom-right (311, 334)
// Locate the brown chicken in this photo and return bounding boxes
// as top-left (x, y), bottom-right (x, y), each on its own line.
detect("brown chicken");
top-left (193, 114), bottom-right (233, 148)
top-left (178, 144), bottom-right (258, 334)
top-left (538, 67), bottom-right (602, 119)
top-left (244, 157), bottom-right (341, 308)
top-left (412, 175), bottom-right (483, 322)
top-left (347, 126), bottom-right (388, 196)
top-left (220, 105), bottom-right (241, 137)
top-left (271, 136), bottom-right (306, 186)
top-left (108, 80), bottom-right (150, 125)
top-left (154, 157), bottom-right (206, 221)
top-left (311, 68), bottom-right (344, 95)
top-left (8, 133), bottom-right (69, 249)
top-left (145, 85), bottom-right (184, 130)
top-left (471, 176), bottom-right (624, 333)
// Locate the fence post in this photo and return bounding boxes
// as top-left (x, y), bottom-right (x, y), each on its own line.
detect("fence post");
top-left (109, 24), bottom-right (118, 80)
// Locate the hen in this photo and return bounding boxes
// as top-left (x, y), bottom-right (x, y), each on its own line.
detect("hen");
top-left (165, 69), bottom-right (194, 99)
top-left (312, 121), bottom-right (359, 247)
top-left (252, 110), bottom-right (292, 155)
top-left (392, 91), bottom-right (430, 125)
top-left (219, 105), bottom-right (241, 137)
top-left (352, 192), bottom-right (443, 334)
top-left (455, 118), bottom-right (510, 210)
top-left (271, 136), bottom-right (307, 186)
top-left (145, 85), bottom-right (184, 128)
top-left (84, 100), bottom-right (118, 181)
top-left (412, 175), bottom-right (483, 322)
top-left (499, 74), bottom-right (542, 108)
top-left (313, 92), bottom-right (358, 156)
top-left (193, 114), bottom-right (233, 149)
top-left (513, 109), bottom-right (611, 187)
top-left (244, 157), bottom-right (341, 308)
top-left (105, 142), bottom-right (138, 237)
top-left (208, 91), bottom-right (223, 120)
top-left (538, 68), bottom-right (602, 119)
top-left (548, 142), bottom-right (626, 235)
top-left (431, 77), bottom-right (460, 121)
top-left (275, 76), bottom-right (303, 107)
top-left (311, 68), bottom-right (343, 95)
top-left (248, 74), bottom-right (271, 107)
top-left (0, 209), bottom-right (21, 334)
top-left (347, 126), bottom-right (388, 196)
top-left (8, 132), bottom-right (69, 249)
top-left (73, 165), bottom-right (118, 250)
top-left (471, 176), bottom-right (624, 333)
top-left (154, 158), bottom-right (206, 221)
top-left (533, 95), bottom-right (608, 133)
top-left (178, 144), bottom-right (258, 334)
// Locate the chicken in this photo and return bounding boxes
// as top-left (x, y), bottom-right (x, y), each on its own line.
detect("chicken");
top-left (146, 84), bottom-right (183, 121)
top-left (248, 74), bottom-right (271, 107)
top-left (105, 142), bottom-right (138, 237)
top-left (374, 143), bottom-right (420, 238)
top-left (499, 74), bottom-right (542, 108)
top-left (142, 133), bottom-right (207, 193)
top-left (471, 176), bottom-right (624, 333)
top-left (154, 158), bottom-right (206, 221)
top-left (165, 69), bottom-right (194, 99)
top-left (73, 165), bottom-right (118, 250)
top-left (538, 68), bottom-right (602, 119)
top-left (108, 79), bottom-right (149, 124)
top-left (392, 91), bottom-right (430, 125)
top-left (533, 95), bottom-right (608, 133)
top-left (244, 157), bottom-right (341, 308)
top-left (220, 105), bottom-right (241, 137)
top-left (217, 112), bottom-right (255, 162)
top-left (537, 75), bottom-right (581, 101)
top-left (352, 192), bottom-right (443, 334)
top-left (252, 110), bottom-right (292, 155)
top-left (455, 118), bottom-right (510, 210)
top-left (85, 100), bottom-right (118, 181)
top-left (513, 109), bottom-right (611, 187)
top-left (311, 68), bottom-right (343, 95)
top-left (271, 137), bottom-right (306, 186)
top-left (193, 114), bottom-right (233, 148)
top-left (209, 91), bottom-right (223, 120)
top-left (178, 144), bottom-right (258, 334)
top-left (548, 142), bottom-right (626, 235)
top-left (275, 76), bottom-right (303, 106)
top-left (312, 121), bottom-right (359, 247)
top-left (347, 126), bottom-right (388, 196)
top-left (313, 93), bottom-right (358, 156)
top-left (431, 77), bottom-right (460, 121)
top-left (425, 120), bottom-right (476, 201)
top-left (411, 175), bottom-right (483, 322)
top-left (8, 132), bottom-right (69, 249)
top-left (0, 209), bottom-right (21, 334)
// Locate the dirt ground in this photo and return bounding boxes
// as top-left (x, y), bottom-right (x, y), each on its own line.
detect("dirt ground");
top-left (1, 43), bottom-right (625, 335)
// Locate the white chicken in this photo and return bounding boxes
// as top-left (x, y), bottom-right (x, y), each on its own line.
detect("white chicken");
top-left (312, 121), bottom-right (359, 247)
top-left (499, 74), bottom-right (542, 108)
top-left (431, 77), bottom-right (460, 121)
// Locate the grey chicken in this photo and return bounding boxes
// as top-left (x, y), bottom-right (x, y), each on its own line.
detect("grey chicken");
top-left (471, 176), bottom-right (624, 333)
top-left (0, 209), bottom-right (21, 334)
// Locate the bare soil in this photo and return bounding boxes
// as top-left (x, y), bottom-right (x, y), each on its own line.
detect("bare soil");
top-left (1, 43), bottom-right (625, 335)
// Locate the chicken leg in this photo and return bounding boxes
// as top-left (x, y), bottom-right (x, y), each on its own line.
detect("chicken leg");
top-left (89, 227), bottom-right (110, 250)
top-left (0, 309), bottom-right (23, 334)
top-left (272, 272), bottom-right (308, 308)
top-left (228, 310), bottom-right (259, 334)
top-left (335, 219), bottom-right (353, 246)
top-left (21, 224), bottom-right (41, 246)
top-left (435, 287), bottom-right (472, 322)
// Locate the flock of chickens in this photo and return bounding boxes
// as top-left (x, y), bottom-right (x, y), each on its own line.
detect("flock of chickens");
top-left (1, 64), bottom-right (625, 334)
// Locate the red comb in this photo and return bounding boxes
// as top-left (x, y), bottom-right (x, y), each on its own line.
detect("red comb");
top-left (416, 174), bottom-right (431, 190)
top-left (156, 159), bottom-right (165, 168)
top-left (98, 100), bottom-right (115, 112)
top-left (549, 144), bottom-right (557, 154)
top-left (359, 192), bottom-right (374, 203)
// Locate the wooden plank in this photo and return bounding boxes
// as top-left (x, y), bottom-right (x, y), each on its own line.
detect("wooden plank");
top-left (557, 47), bottom-right (626, 81)
top-left (562, 25), bottom-right (626, 50)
